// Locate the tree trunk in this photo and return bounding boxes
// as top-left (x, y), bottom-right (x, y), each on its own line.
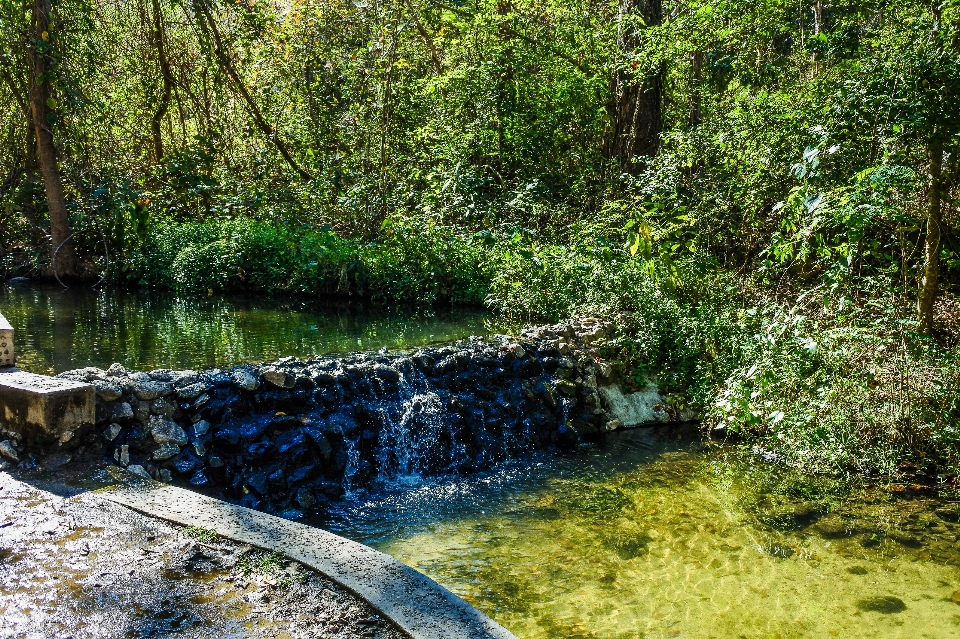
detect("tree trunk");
top-left (28, 0), bottom-right (75, 278)
top-left (151, 0), bottom-right (174, 163)
top-left (606, 0), bottom-right (662, 172)
top-left (918, 136), bottom-right (943, 335)
top-left (690, 50), bottom-right (704, 127)
top-left (193, 0), bottom-right (313, 181)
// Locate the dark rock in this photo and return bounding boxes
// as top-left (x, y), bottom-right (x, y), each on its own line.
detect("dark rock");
top-left (262, 367), bottom-right (295, 388)
top-left (856, 596), bottom-right (906, 614)
top-left (246, 472), bottom-right (269, 496)
top-left (150, 398), bottom-right (176, 416)
top-left (246, 440), bottom-right (274, 460)
top-left (110, 402), bottom-right (135, 423)
top-left (213, 428), bottom-right (241, 448)
top-left (287, 464), bottom-right (319, 485)
top-left (152, 442), bottom-right (181, 461)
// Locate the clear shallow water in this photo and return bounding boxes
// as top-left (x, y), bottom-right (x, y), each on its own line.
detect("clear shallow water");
top-left (0, 283), bottom-right (492, 374)
top-left (319, 426), bottom-right (960, 639)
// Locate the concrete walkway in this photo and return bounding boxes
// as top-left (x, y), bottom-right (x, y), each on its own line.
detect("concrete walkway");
top-left (102, 471), bottom-right (518, 639)
top-left (0, 468), bottom-right (405, 639)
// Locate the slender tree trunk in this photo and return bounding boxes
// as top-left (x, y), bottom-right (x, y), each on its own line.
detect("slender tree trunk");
top-left (605, 0), bottom-right (662, 172)
top-left (193, 0), bottom-right (313, 181)
top-left (918, 136), bottom-right (943, 335)
top-left (690, 50), bottom-right (703, 127)
top-left (28, 0), bottom-right (75, 278)
top-left (151, 0), bottom-right (174, 163)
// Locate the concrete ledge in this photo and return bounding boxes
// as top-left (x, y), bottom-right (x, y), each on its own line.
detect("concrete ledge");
top-left (102, 475), bottom-right (517, 639)
top-left (0, 312), bottom-right (12, 367)
top-left (0, 369), bottom-right (94, 447)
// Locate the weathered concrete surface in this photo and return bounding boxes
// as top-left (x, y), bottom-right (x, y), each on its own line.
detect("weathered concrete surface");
top-left (0, 368), bottom-right (95, 447)
top-left (0, 468), bottom-right (405, 639)
top-left (0, 312), bottom-right (12, 368)
top-left (103, 473), bottom-right (518, 639)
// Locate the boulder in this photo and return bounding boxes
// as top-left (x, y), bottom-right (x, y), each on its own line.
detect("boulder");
top-left (149, 415), bottom-right (188, 446)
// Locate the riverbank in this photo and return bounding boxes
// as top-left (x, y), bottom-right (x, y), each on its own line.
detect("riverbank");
top-left (0, 463), bottom-right (404, 639)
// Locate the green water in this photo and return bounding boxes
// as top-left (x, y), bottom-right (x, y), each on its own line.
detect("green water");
top-left (0, 283), bottom-right (491, 374)
top-left (322, 426), bottom-right (960, 639)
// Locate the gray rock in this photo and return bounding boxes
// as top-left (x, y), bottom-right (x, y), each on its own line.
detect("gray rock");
top-left (153, 442), bottom-right (181, 460)
top-left (193, 442), bottom-right (206, 457)
top-left (149, 415), bottom-right (188, 446)
top-left (193, 420), bottom-right (211, 437)
top-left (103, 423), bottom-right (123, 441)
top-left (261, 367), bottom-right (294, 388)
top-left (114, 444), bottom-right (130, 466)
top-left (106, 363), bottom-right (128, 377)
top-left (126, 464), bottom-right (151, 479)
top-left (0, 440), bottom-right (19, 462)
top-left (93, 379), bottom-right (123, 401)
top-left (176, 382), bottom-right (210, 400)
top-left (172, 370), bottom-right (201, 387)
top-left (59, 367), bottom-right (108, 383)
top-left (150, 398), bottom-right (176, 416)
top-left (159, 469), bottom-right (173, 483)
top-left (233, 368), bottom-right (260, 391)
top-left (132, 379), bottom-right (173, 401)
top-left (208, 455), bottom-right (224, 468)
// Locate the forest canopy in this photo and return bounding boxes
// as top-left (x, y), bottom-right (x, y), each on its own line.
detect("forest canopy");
top-left (3, 0), bottom-right (960, 476)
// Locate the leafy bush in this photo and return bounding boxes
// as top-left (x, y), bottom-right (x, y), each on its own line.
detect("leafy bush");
top-left (360, 215), bottom-right (492, 305)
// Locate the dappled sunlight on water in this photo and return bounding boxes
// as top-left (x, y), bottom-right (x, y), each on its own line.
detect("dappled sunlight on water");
top-left (321, 427), bottom-right (960, 639)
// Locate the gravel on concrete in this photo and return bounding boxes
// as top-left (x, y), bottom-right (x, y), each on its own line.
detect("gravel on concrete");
top-left (0, 464), bottom-right (408, 639)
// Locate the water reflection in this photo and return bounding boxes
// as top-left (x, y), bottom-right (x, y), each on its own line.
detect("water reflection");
top-left (0, 283), bottom-right (492, 374)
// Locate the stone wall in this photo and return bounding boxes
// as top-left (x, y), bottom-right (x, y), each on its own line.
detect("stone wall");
top-left (44, 318), bottom-right (688, 517)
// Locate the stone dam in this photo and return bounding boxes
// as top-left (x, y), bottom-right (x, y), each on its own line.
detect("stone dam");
top-left (0, 317), bottom-right (690, 518)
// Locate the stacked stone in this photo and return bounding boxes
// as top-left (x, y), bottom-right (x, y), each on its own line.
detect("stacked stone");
top-left (57, 320), bottom-right (618, 517)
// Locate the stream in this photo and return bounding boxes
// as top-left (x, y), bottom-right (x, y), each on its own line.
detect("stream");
top-left (4, 282), bottom-right (960, 638)
top-left (318, 426), bottom-right (960, 639)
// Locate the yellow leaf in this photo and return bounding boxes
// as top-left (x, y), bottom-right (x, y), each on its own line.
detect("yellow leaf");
top-left (41, 31), bottom-right (49, 41)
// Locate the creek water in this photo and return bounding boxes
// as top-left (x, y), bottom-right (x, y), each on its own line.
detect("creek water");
top-left (5, 282), bottom-right (960, 638)
top-left (318, 425), bottom-right (960, 639)
top-left (0, 283), bottom-right (490, 374)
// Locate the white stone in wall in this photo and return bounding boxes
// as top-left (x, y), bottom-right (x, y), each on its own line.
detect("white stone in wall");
top-left (599, 381), bottom-right (669, 428)
top-left (0, 313), bottom-right (13, 368)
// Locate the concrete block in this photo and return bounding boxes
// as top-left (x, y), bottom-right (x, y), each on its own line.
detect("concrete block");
top-left (0, 312), bottom-right (13, 368)
top-left (0, 369), bottom-right (95, 447)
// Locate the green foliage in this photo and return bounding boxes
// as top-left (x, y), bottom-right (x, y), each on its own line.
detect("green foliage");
top-left (3, 0), bottom-right (960, 479)
top-left (184, 526), bottom-right (219, 543)
top-left (362, 215), bottom-right (492, 305)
